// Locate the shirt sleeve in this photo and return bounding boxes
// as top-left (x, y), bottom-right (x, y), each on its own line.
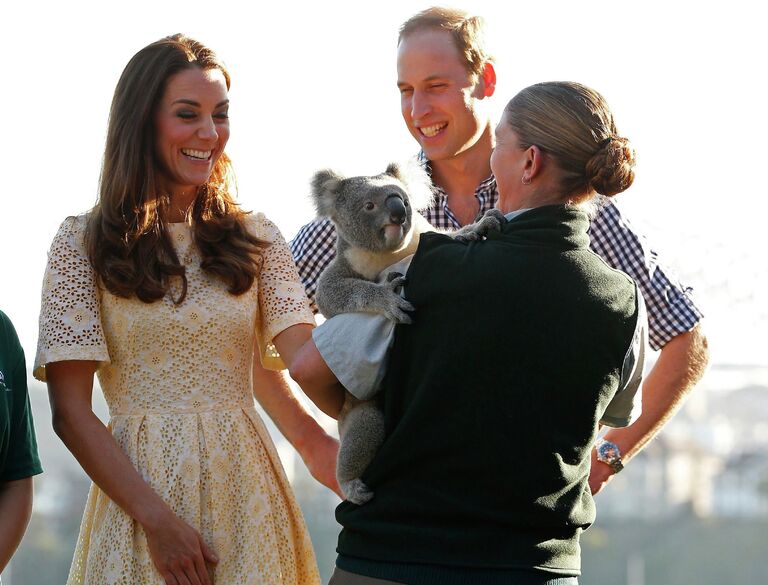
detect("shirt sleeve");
top-left (313, 313), bottom-right (396, 400)
top-left (34, 216), bottom-right (110, 382)
top-left (253, 214), bottom-right (316, 370)
top-left (0, 312), bottom-right (42, 481)
top-left (589, 202), bottom-right (703, 350)
top-left (289, 218), bottom-right (338, 314)
top-left (600, 288), bottom-right (647, 428)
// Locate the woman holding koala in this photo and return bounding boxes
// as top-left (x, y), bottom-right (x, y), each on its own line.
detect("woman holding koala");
top-left (34, 35), bottom-right (335, 585)
top-left (292, 81), bottom-right (647, 585)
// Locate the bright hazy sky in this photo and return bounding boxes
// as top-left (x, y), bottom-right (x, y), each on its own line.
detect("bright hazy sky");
top-left (1, 0), bottom-right (765, 368)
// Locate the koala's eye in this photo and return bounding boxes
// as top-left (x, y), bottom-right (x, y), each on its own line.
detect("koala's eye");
top-left (403, 199), bottom-right (409, 207)
top-left (364, 202), bottom-right (375, 211)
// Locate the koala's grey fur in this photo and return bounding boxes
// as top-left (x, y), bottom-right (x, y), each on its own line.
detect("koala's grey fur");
top-left (335, 396), bottom-right (385, 505)
top-left (311, 160), bottom-right (504, 505)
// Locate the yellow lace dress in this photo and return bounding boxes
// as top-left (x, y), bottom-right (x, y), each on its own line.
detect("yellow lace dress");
top-left (34, 214), bottom-right (321, 585)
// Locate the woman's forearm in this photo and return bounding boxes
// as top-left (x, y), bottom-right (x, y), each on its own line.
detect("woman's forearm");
top-left (251, 360), bottom-right (327, 450)
top-left (46, 361), bottom-right (173, 531)
top-left (251, 355), bottom-right (341, 496)
top-left (0, 477), bottom-right (33, 572)
top-left (260, 325), bottom-right (343, 495)
top-left (51, 403), bottom-right (173, 530)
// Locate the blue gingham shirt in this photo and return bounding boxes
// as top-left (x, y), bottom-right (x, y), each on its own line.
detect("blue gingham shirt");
top-left (290, 159), bottom-right (702, 351)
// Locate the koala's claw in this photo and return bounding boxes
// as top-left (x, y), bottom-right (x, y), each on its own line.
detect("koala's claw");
top-left (482, 208), bottom-right (508, 226)
top-left (386, 274), bottom-right (407, 290)
top-left (385, 296), bottom-right (414, 324)
top-left (382, 276), bottom-right (414, 323)
top-left (342, 478), bottom-right (374, 505)
top-left (454, 208), bottom-right (507, 242)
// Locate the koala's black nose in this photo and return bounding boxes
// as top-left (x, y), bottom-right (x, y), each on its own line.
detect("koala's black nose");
top-left (385, 195), bottom-right (407, 225)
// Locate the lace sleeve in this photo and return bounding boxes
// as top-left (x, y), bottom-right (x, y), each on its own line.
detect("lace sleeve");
top-left (33, 216), bottom-right (110, 381)
top-left (251, 213), bottom-right (315, 370)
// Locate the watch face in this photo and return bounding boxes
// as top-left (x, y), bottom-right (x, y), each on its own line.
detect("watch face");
top-left (598, 441), bottom-right (620, 462)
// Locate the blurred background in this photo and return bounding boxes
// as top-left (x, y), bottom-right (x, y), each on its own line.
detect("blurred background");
top-left (1, 0), bottom-right (766, 583)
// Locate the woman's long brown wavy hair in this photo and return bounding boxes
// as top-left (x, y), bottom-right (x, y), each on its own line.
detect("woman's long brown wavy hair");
top-left (86, 34), bottom-right (267, 304)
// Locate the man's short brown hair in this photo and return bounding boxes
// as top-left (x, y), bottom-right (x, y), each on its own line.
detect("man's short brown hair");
top-left (398, 7), bottom-right (494, 79)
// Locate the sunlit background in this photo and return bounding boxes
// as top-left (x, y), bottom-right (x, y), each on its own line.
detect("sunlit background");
top-left (1, 1), bottom-right (766, 583)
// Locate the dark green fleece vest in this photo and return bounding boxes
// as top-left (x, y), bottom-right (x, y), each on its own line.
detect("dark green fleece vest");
top-left (336, 205), bottom-right (639, 578)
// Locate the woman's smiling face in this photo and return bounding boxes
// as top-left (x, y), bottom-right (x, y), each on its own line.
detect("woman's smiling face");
top-left (153, 67), bottom-right (230, 199)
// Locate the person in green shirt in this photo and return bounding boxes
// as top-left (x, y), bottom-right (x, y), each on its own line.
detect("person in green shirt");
top-left (0, 309), bottom-right (42, 574)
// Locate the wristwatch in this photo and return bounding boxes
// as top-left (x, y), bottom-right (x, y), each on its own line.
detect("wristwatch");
top-left (596, 440), bottom-right (624, 474)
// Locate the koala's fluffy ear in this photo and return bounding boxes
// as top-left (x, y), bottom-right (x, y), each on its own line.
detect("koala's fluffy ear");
top-left (385, 161), bottom-right (407, 182)
top-left (385, 160), bottom-right (435, 212)
top-left (310, 169), bottom-right (345, 218)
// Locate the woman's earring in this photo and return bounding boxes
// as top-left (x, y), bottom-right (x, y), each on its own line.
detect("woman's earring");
top-left (521, 175), bottom-right (531, 185)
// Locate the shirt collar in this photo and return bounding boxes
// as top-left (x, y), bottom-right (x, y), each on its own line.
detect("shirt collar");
top-left (417, 151), bottom-right (496, 197)
top-left (504, 208), bottom-right (533, 222)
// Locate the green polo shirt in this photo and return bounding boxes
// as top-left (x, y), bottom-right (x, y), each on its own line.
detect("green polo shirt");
top-left (0, 310), bottom-right (42, 482)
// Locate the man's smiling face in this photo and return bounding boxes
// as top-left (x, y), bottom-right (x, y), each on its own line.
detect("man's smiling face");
top-left (397, 28), bottom-right (490, 163)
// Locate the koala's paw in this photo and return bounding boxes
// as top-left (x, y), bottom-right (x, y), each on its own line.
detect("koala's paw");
top-left (342, 478), bottom-right (374, 505)
top-left (380, 278), bottom-right (414, 324)
top-left (454, 208), bottom-right (507, 242)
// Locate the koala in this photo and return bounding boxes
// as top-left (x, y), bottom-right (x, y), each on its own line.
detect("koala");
top-left (312, 161), bottom-right (435, 324)
top-left (311, 160), bottom-right (504, 505)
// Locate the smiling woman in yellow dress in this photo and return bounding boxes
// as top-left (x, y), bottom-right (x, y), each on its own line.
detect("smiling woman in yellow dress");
top-left (34, 34), bottom-right (336, 585)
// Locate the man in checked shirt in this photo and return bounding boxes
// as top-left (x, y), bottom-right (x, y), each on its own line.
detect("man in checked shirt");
top-left (290, 6), bottom-right (709, 495)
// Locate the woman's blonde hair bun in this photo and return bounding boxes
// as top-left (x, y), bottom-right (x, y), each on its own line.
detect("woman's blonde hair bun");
top-left (586, 136), bottom-right (636, 197)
